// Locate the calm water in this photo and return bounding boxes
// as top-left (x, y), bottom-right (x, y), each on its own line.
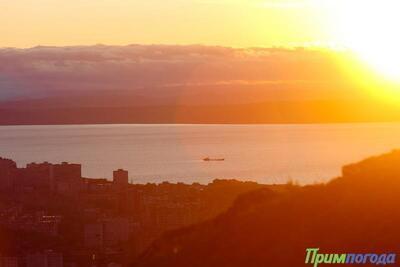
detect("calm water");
top-left (1, 123), bottom-right (400, 184)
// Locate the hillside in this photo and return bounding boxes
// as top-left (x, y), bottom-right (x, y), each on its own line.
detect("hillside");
top-left (134, 150), bottom-right (400, 267)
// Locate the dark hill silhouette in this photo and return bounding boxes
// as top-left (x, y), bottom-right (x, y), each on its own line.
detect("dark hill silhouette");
top-left (1, 100), bottom-right (400, 125)
top-left (133, 150), bottom-right (400, 267)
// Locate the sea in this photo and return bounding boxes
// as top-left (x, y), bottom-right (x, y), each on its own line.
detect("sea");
top-left (1, 123), bottom-right (400, 185)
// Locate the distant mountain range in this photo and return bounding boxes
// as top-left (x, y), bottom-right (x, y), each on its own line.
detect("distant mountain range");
top-left (0, 99), bottom-right (400, 125)
top-left (133, 150), bottom-right (400, 267)
top-left (0, 45), bottom-right (398, 124)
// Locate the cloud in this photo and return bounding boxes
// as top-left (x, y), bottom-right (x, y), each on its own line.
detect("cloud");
top-left (0, 44), bottom-right (355, 104)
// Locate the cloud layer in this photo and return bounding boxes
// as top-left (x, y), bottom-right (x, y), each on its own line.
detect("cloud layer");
top-left (0, 44), bottom-right (357, 105)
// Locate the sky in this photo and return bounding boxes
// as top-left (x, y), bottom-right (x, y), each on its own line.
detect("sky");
top-left (1, 0), bottom-right (330, 48)
top-left (1, 0), bottom-right (400, 105)
top-left (3, 0), bottom-right (400, 81)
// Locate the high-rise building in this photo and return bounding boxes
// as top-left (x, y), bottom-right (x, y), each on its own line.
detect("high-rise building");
top-left (53, 162), bottom-right (82, 194)
top-left (113, 169), bottom-right (129, 186)
top-left (25, 162), bottom-right (54, 191)
top-left (53, 162), bottom-right (81, 181)
top-left (0, 157), bottom-right (17, 190)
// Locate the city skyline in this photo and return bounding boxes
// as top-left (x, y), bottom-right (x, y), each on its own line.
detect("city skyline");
top-left (2, 2), bottom-right (400, 266)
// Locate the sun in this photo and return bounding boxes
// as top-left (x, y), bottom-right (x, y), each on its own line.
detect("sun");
top-left (319, 0), bottom-right (400, 82)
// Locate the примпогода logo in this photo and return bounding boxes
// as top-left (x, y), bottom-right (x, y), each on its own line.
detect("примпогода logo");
top-left (305, 248), bottom-right (396, 267)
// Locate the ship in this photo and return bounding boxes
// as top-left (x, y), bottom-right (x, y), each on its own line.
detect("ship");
top-left (203, 157), bottom-right (225, 162)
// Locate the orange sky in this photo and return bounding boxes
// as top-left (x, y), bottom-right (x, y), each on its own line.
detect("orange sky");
top-left (2, 0), bottom-right (400, 86)
top-left (1, 0), bottom-right (330, 48)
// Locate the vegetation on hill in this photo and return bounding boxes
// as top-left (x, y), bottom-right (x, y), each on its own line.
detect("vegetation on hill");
top-left (134, 150), bottom-right (400, 267)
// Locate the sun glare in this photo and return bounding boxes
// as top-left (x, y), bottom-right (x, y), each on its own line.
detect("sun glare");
top-left (319, 0), bottom-right (400, 82)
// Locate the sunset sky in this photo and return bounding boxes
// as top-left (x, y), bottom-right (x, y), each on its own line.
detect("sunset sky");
top-left (1, 0), bottom-right (400, 110)
top-left (2, 0), bottom-right (400, 81)
top-left (2, 0), bottom-right (329, 48)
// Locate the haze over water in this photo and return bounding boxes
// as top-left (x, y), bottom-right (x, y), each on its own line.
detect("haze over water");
top-left (1, 123), bottom-right (400, 184)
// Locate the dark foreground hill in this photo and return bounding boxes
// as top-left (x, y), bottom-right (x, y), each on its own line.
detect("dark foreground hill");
top-left (134, 150), bottom-right (400, 267)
